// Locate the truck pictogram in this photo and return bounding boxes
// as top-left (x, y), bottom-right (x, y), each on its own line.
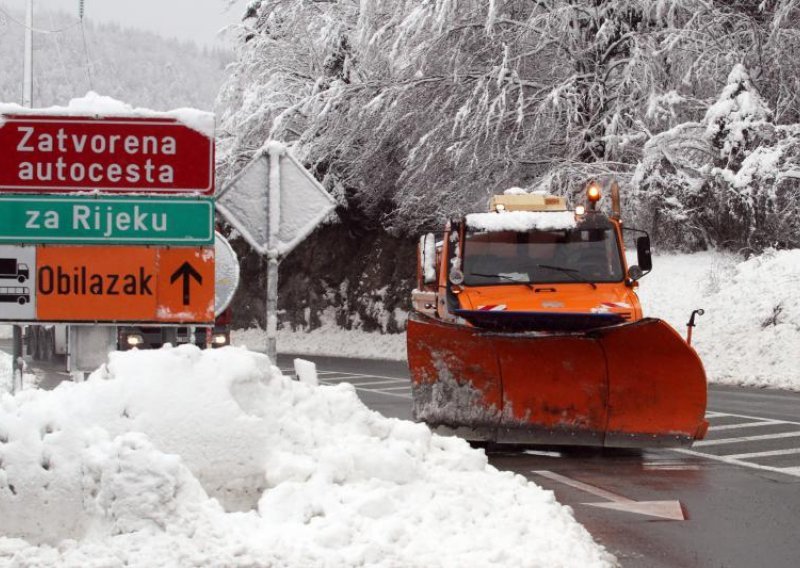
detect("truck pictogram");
top-left (0, 258), bottom-right (30, 283)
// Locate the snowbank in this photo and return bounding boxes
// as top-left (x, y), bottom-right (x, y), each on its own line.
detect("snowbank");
top-left (0, 346), bottom-right (613, 567)
top-left (637, 249), bottom-right (800, 390)
top-left (0, 92), bottom-right (214, 137)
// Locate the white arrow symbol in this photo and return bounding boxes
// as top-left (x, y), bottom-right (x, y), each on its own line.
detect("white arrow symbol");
top-left (532, 470), bottom-right (685, 521)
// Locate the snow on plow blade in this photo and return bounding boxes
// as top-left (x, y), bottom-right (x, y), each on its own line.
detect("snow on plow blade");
top-left (407, 314), bottom-right (708, 448)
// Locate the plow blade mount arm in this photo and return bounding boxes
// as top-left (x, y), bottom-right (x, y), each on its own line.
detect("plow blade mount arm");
top-left (407, 315), bottom-right (708, 448)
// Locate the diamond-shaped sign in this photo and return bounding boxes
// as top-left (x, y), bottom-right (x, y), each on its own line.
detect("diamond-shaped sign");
top-left (216, 143), bottom-right (335, 258)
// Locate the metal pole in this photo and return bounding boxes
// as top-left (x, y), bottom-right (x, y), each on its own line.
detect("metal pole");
top-left (265, 144), bottom-right (283, 363)
top-left (11, 326), bottom-right (22, 394)
top-left (13, 0), bottom-right (33, 392)
top-left (23, 0), bottom-right (33, 107)
top-left (266, 258), bottom-right (279, 362)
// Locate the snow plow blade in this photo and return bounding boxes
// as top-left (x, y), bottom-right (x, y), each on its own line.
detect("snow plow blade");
top-left (407, 314), bottom-right (708, 448)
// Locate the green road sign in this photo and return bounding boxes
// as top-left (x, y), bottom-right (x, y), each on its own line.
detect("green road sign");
top-left (0, 195), bottom-right (214, 245)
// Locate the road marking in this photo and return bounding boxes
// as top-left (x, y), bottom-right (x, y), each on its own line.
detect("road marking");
top-left (705, 411), bottom-right (727, 418)
top-left (351, 386), bottom-right (411, 399)
top-left (532, 470), bottom-right (685, 521)
top-left (372, 385), bottom-right (413, 392)
top-left (693, 431), bottom-right (800, 447)
top-left (710, 420), bottom-right (782, 431)
top-left (673, 447), bottom-right (800, 479)
top-left (318, 374), bottom-right (376, 381)
top-left (524, 450), bottom-right (562, 458)
top-left (323, 378), bottom-right (407, 388)
top-left (672, 412), bottom-right (800, 479)
top-left (642, 463), bottom-right (703, 471)
top-left (706, 410), bottom-right (800, 427)
top-left (725, 448), bottom-right (800, 460)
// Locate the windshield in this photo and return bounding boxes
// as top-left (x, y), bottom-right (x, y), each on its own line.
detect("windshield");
top-left (462, 226), bottom-right (623, 286)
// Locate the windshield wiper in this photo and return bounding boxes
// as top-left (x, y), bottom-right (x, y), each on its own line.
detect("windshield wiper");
top-left (468, 272), bottom-right (532, 286)
top-left (536, 264), bottom-right (597, 289)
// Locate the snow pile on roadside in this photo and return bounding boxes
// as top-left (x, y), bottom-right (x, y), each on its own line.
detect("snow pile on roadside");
top-left (0, 326), bottom-right (11, 339)
top-left (0, 351), bottom-right (12, 393)
top-left (0, 346), bottom-right (614, 567)
top-left (0, 351), bottom-right (37, 394)
top-left (235, 325), bottom-right (407, 361)
top-left (637, 249), bottom-right (800, 390)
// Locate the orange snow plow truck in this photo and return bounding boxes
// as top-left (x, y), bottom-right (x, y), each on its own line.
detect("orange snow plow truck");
top-left (407, 182), bottom-right (708, 448)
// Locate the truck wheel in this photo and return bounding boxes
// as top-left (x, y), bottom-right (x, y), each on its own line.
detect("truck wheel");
top-left (18, 276), bottom-right (26, 283)
top-left (17, 297), bottom-right (27, 305)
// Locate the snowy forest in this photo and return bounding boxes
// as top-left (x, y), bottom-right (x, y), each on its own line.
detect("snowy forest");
top-left (215, 0), bottom-right (800, 330)
top-left (0, 9), bottom-right (231, 111)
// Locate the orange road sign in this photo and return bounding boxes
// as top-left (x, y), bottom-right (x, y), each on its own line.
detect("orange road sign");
top-left (36, 246), bottom-right (214, 323)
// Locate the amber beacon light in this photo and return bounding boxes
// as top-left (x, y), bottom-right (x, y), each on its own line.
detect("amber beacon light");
top-left (586, 181), bottom-right (602, 209)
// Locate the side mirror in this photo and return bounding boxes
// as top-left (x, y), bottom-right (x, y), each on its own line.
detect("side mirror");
top-left (628, 265), bottom-right (644, 281)
top-left (449, 268), bottom-right (464, 285)
top-left (419, 233), bottom-right (437, 285)
top-left (636, 236), bottom-right (652, 272)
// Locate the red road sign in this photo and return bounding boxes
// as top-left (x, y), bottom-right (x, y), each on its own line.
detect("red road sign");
top-left (35, 246), bottom-right (214, 323)
top-left (0, 115), bottom-right (214, 194)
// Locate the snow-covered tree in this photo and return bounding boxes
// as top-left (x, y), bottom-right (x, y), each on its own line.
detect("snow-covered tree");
top-left (217, 0), bottom-right (800, 238)
top-left (0, 9), bottom-right (231, 110)
top-left (634, 64), bottom-right (800, 252)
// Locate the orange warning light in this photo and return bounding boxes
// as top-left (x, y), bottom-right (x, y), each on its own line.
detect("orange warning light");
top-left (587, 182), bottom-right (602, 202)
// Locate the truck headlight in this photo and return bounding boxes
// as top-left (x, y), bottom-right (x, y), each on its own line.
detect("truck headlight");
top-left (211, 333), bottom-right (229, 346)
top-left (126, 334), bottom-right (144, 347)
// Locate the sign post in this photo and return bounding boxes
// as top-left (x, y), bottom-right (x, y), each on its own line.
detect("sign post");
top-left (216, 142), bottom-right (336, 362)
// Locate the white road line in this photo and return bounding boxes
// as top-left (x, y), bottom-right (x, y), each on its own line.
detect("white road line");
top-left (693, 431), bottom-right (800, 447)
top-left (673, 447), bottom-right (800, 479)
top-left (705, 411), bottom-right (727, 418)
top-left (352, 386), bottom-right (411, 399)
top-left (706, 410), bottom-right (800, 427)
top-left (318, 374), bottom-right (376, 381)
top-left (724, 448), bottom-right (800, 460)
top-left (372, 385), bottom-right (413, 392)
top-left (710, 420), bottom-right (782, 431)
top-left (279, 369), bottom-right (343, 376)
top-left (533, 470), bottom-right (632, 503)
top-left (332, 379), bottom-right (407, 388)
top-left (315, 369), bottom-right (410, 382)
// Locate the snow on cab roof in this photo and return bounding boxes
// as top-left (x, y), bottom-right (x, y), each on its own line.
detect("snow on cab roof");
top-left (0, 91), bottom-right (214, 138)
top-left (466, 210), bottom-right (577, 232)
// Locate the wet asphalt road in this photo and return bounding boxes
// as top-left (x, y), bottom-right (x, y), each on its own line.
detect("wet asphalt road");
top-left (5, 341), bottom-right (800, 568)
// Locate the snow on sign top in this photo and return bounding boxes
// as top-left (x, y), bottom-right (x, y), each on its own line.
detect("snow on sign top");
top-left (0, 92), bottom-right (215, 194)
top-left (0, 92), bottom-right (214, 137)
top-left (466, 210), bottom-right (577, 232)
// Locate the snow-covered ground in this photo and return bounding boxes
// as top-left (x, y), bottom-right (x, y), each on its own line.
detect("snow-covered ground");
top-left (232, 249), bottom-right (800, 391)
top-left (236, 325), bottom-right (407, 361)
top-left (637, 249), bottom-right (800, 390)
top-left (0, 351), bottom-right (38, 394)
top-left (0, 346), bottom-right (614, 567)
